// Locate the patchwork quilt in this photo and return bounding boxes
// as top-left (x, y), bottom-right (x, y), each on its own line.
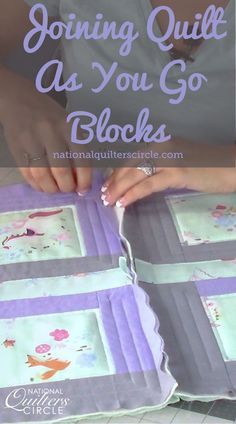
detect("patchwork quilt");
top-left (0, 183), bottom-right (176, 424)
top-left (1, 181), bottom-right (236, 423)
top-left (123, 191), bottom-right (236, 401)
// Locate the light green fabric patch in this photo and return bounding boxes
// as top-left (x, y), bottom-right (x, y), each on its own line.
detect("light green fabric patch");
top-left (0, 206), bottom-right (85, 265)
top-left (0, 266), bottom-right (132, 301)
top-left (166, 193), bottom-right (236, 245)
top-left (202, 294), bottom-right (236, 361)
top-left (0, 310), bottom-right (114, 388)
top-left (136, 259), bottom-right (236, 284)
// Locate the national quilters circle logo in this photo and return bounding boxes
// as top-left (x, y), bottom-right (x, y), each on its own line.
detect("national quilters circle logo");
top-left (4, 387), bottom-right (70, 416)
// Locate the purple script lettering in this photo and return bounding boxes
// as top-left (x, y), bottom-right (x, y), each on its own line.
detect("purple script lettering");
top-left (147, 5), bottom-right (227, 52)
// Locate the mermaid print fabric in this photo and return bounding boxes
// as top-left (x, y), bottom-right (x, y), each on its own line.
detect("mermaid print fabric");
top-left (0, 206), bottom-right (85, 265)
top-left (166, 193), bottom-right (236, 246)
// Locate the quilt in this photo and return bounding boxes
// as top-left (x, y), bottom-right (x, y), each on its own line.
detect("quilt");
top-left (2, 180), bottom-right (236, 423)
top-left (0, 183), bottom-right (176, 424)
top-left (123, 191), bottom-right (236, 401)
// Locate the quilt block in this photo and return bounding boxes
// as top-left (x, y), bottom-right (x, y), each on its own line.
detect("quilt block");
top-left (0, 184), bottom-right (122, 282)
top-left (0, 281), bottom-right (177, 422)
top-left (0, 184), bottom-right (176, 423)
top-left (123, 191), bottom-right (236, 400)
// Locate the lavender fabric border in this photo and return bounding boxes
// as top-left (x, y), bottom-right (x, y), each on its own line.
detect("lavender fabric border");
top-left (196, 277), bottom-right (236, 297)
top-left (0, 285), bottom-right (159, 375)
top-left (0, 292), bottom-right (97, 319)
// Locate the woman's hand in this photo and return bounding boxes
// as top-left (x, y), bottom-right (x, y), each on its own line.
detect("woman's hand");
top-left (0, 66), bottom-right (91, 194)
top-left (101, 167), bottom-right (236, 207)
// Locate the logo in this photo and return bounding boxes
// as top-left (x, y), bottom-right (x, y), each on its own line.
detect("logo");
top-left (5, 387), bottom-right (70, 416)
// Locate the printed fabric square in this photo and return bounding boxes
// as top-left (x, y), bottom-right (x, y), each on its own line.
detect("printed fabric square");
top-left (0, 206), bottom-right (85, 265)
top-left (0, 310), bottom-right (114, 388)
top-left (0, 284), bottom-right (176, 384)
top-left (0, 184), bottom-right (123, 282)
top-left (166, 193), bottom-right (236, 246)
top-left (202, 294), bottom-right (236, 361)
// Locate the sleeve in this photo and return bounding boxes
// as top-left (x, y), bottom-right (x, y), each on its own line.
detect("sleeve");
top-left (24, 0), bottom-right (59, 16)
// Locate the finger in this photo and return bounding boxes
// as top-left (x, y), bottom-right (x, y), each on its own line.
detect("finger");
top-left (45, 129), bottom-right (76, 193)
top-left (19, 168), bottom-right (42, 192)
top-left (50, 167), bottom-right (76, 193)
top-left (13, 128), bottom-right (59, 193)
top-left (102, 168), bottom-right (129, 192)
top-left (60, 122), bottom-right (92, 194)
top-left (31, 167), bottom-right (59, 194)
top-left (102, 145), bottom-right (163, 191)
top-left (101, 168), bottom-right (153, 206)
top-left (75, 167), bottom-right (92, 195)
top-left (115, 172), bottom-right (173, 208)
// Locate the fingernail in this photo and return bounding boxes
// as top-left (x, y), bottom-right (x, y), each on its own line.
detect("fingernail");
top-left (103, 200), bottom-right (110, 207)
top-left (101, 194), bottom-right (107, 201)
top-left (101, 185), bottom-right (108, 193)
top-left (78, 191), bottom-right (89, 197)
top-left (116, 199), bottom-right (125, 208)
top-left (77, 188), bottom-right (90, 196)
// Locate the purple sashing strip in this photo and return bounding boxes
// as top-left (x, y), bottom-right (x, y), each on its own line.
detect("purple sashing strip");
top-left (132, 284), bottom-right (164, 372)
top-left (0, 184), bottom-right (76, 211)
top-left (75, 201), bottom-right (120, 256)
top-left (99, 294), bottom-right (130, 374)
top-left (76, 201), bottom-right (105, 256)
top-left (75, 200), bottom-right (121, 256)
top-left (0, 292), bottom-right (97, 319)
top-left (123, 287), bottom-right (157, 372)
top-left (0, 286), bottom-right (157, 374)
top-left (0, 171), bottom-right (103, 211)
top-left (196, 277), bottom-right (236, 297)
top-left (99, 286), bottom-right (157, 374)
top-left (97, 204), bottom-right (121, 253)
top-left (0, 183), bottom-right (122, 256)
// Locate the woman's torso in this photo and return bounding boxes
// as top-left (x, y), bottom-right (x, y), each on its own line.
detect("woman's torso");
top-left (27, 0), bottom-right (236, 144)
